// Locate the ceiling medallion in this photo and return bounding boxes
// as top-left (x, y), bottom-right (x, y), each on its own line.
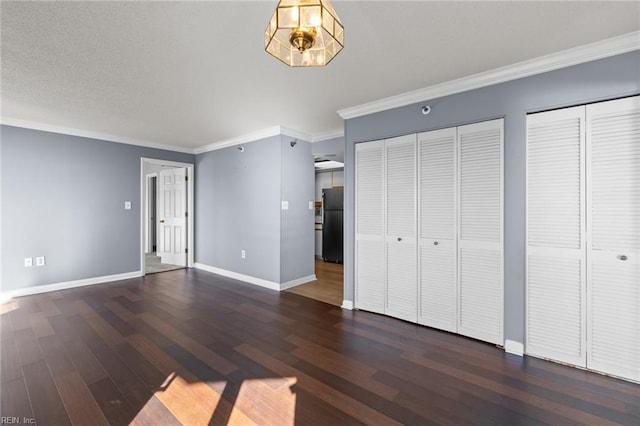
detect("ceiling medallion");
top-left (265, 0), bottom-right (344, 67)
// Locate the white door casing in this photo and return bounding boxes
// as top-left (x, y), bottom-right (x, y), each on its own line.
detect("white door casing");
top-left (158, 167), bottom-right (187, 267)
top-left (457, 119), bottom-right (504, 346)
top-left (385, 134), bottom-right (418, 323)
top-left (586, 96), bottom-right (640, 382)
top-left (526, 106), bottom-right (587, 367)
top-left (418, 127), bottom-right (458, 332)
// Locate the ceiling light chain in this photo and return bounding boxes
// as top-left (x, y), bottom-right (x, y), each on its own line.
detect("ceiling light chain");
top-left (264, 0), bottom-right (344, 67)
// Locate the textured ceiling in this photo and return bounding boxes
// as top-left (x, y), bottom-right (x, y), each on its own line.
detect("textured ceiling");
top-left (1, 1), bottom-right (639, 150)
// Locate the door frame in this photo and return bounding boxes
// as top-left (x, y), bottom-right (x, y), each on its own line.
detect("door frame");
top-left (145, 172), bottom-right (158, 254)
top-left (140, 158), bottom-right (195, 275)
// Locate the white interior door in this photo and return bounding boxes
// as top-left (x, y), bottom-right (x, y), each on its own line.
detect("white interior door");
top-left (526, 106), bottom-right (587, 367)
top-left (385, 134), bottom-right (417, 322)
top-left (457, 119), bottom-right (504, 345)
top-left (418, 127), bottom-right (457, 332)
top-left (158, 167), bottom-right (187, 267)
top-left (586, 96), bottom-right (640, 381)
top-left (355, 140), bottom-right (385, 314)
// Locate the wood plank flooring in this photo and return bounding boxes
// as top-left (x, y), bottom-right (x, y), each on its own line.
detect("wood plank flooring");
top-left (286, 259), bottom-right (343, 306)
top-left (1, 268), bottom-right (639, 425)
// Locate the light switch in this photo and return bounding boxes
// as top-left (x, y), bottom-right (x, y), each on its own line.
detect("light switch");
top-left (124, 201), bottom-right (132, 210)
top-left (36, 256), bottom-right (46, 266)
top-left (308, 201), bottom-right (314, 210)
top-left (24, 257), bottom-right (33, 267)
top-left (281, 201), bottom-right (289, 210)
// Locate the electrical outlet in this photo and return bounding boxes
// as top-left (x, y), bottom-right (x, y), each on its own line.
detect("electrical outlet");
top-left (24, 257), bottom-right (33, 267)
top-left (36, 256), bottom-right (46, 266)
top-left (124, 201), bottom-right (132, 210)
top-left (241, 250), bottom-right (246, 259)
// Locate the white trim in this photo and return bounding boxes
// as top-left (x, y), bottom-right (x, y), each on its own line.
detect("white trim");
top-left (194, 263), bottom-right (280, 291)
top-left (0, 117), bottom-right (342, 155)
top-left (195, 126), bottom-right (281, 154)
top-left (194, 263), bottom-right (315, 291)
top-left (505, 340), bottom-right (525, 357)
top-left (338, 31), bottom-right (640, 120)
top-left (341, 300), bottom-right (354, 310)
top-left (280, 274), bottom-right (317, 290)
top-left (281, 126), bottom-right (312, 142)
top-left (311, 129), bottom-right (344, 143)
top-left (140, 158), bottom-right (195, 275)
top-left (0, 117), bottom-right (195, 154)
top-left (0, 271), bottom-right (142, 301)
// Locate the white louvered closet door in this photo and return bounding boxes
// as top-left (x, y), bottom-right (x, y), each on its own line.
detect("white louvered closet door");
top-left (355, 140), bottom-right (385, 314)
top-left (457, 119), bottom-right (504, 345)
top-left (417, 128), bottom-right (457, 332)
top-left (385, 135), bottom-right (418, 322)
top-left (526, 107), bottom-right (587, 367)
top-left (586, 96), bottom-right (640, 382)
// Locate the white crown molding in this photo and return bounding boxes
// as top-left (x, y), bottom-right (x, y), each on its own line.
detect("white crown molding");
top-left (0, 270), bottom-right (142, 302)
top-left (194, 126), bottom-right (282, 154)
top-left (311, 128), bottom-right (344, 142)
top-left (195, 125), bottom-right (319, 154)
top-left (338, 31), bottom-right (640, 120)
top-left (0, 117), bottom-right (195, 154)
top-left (281, 126), bottom-right (312, 142)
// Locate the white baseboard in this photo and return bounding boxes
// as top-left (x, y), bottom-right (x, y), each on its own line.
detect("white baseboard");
top-left (194, 263), bottom-right (280, 291)
top-left (505, 339), bottom-right (524, 356)
top-left (341, 300), bottom-right (354, 310)
top-left (0, 270), bottom-right (142, 302)
top-left (280, 275), bottom-right (316, 290)
top-left (194, 263), bottom-right (316, 292)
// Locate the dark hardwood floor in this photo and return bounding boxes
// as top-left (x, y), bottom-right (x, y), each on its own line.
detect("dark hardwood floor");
top-left (1, 268), bottom-right (638, 425)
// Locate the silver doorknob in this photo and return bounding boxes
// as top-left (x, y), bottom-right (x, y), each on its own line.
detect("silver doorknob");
top-left (397, 237), bottom-right (402, 242)
top-left (433, 241), bottom-right (439, 246)
top-left (159, 220), bottom-right (165, 223)
top-left (618, 255), bottom-right (628, 261)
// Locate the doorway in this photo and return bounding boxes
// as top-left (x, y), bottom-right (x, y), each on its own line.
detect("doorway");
top-left (141, 158), bottom-right (194, 275)
top-left (286, 152), bottom-right (344, 306)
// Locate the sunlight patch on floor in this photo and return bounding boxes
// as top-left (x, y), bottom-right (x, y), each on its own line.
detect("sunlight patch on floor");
top-left (130, 373), bottom-right (298, 425)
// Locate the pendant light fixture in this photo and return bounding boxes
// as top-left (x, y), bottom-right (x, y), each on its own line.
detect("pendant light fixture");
top-left (264, 0), bottom-right (344, 67)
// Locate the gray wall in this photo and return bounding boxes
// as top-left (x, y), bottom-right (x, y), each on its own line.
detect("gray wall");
top-left (344, 51), bottom-right (640, 344)
top-left (194, 134), bottom-right (314, 284)
top-left (0, 125), bottom-right (194, 292)
top-left (195, 136), bottom-right (283, 283)
top-left (312, 136), bottom-right (344, 161)
top-left (280, 137), bottom-right (315, 283)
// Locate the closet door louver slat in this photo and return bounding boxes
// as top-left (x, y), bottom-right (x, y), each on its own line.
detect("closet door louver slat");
top-left (418, 128), bottom-right (457, 332)
top-left (457, 119), bottom-right (504, 345)
top-left (526, 106), bottom-right (587, 367)
top-left (355, 140), bottom-right (385, 314)
top-left (385, 135), bottom-right (418, 322)
top-left (587, 96), bottom-right (640, 382)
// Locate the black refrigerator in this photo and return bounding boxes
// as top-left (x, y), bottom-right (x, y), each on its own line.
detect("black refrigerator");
top-left (322, 187), bottom-right (343, 263)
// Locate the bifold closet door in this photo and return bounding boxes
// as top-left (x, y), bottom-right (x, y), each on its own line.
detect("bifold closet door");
top-left (587, 96), bottom-right (640, 382)
top-left (385, 135), bottom-right (417, 322)
top-left (457, 119), bottom-right (504, 345)
top-left (355, 140), bottom-right (385, 314)
top-left (418, 128), bottom-right (457, 332)
top-left (526, 106), bottom-right (587, 367)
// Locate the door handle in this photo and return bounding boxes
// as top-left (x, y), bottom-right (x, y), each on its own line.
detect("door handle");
top-left (159, 220), bottom-right (165, 223)
top-left (433, 241), bottom-right (439, 246)
top-left (397, 237), bottom-right (402, 242)
top-left (618, 255), bottom-right (628, 261)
